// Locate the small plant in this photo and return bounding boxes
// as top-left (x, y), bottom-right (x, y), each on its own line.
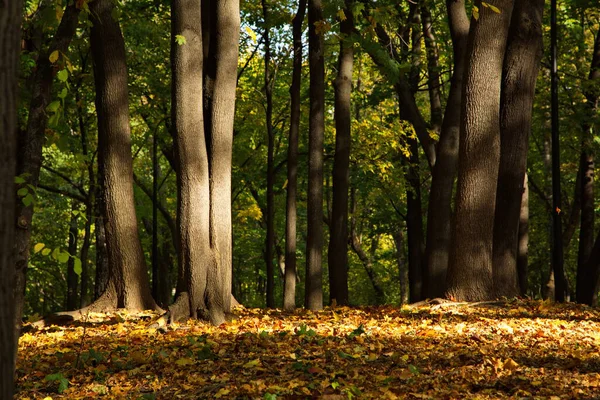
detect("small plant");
top-left (45, 372), bottom-right (69, 393)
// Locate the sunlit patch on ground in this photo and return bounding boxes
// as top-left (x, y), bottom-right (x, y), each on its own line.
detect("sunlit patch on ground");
top-left (14, 299), bottom-right (600, 399)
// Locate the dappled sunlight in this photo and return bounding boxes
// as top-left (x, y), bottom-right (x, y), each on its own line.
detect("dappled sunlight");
top-left (15, 299), bottom-right (600, 398)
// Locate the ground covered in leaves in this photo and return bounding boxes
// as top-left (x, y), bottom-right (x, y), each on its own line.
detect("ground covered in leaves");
top-left (14, 299), bottom-right (600, 399)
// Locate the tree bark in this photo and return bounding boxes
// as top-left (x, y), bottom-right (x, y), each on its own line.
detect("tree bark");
top-left (447, 0), bottom-right (514, 301)
top-left (1, 0), bottom-right (22, 395)
top-left (262, 0), bottom-right (276, 308)
top-left (328, 0), bottom-right (353, 306)
top-left (576, 27), bottom-right (600, 305)
top-left (421, 3), bottom-right (443, 134)
top-left (66, 204), bottom-right (79, 310)
top-left (305, 0), bottom-right (325, 310)
top-left (284, 0), bottom-right (306, 311)
top-left (423, 0), bottom-right (469, 299)
top-left (14, 0), bottom-right (80, 341)
top-left (492, 0), bottom-right (543, 298)
top-left (89, 0), bottom-right (158, 311)
top-left (517, 173), bottom-right (529, 295)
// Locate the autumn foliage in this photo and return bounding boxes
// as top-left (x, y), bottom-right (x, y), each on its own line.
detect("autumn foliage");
top-left (14, 299), bottom-right (600, 399)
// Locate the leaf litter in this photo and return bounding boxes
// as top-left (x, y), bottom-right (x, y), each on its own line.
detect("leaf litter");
top-left (14, 299), bottom-right (600, 399)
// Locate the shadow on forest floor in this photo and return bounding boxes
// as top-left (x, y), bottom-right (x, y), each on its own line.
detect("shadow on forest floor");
top-left (14, 299), bottom-right (600, 399)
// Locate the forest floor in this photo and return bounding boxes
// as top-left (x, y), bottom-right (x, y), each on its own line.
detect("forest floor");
top-left (14, 299), bottom-right (600, 399)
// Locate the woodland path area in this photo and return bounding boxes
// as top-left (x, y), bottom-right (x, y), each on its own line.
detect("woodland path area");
top-left (14, 299), bottom-right (600, 399)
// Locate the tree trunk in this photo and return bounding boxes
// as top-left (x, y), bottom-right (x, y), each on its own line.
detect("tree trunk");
top-left (305, 0), bottom-right (325, 311)
top-left (328, 0), bottom-right (353, 307)
top-left (14, 1), bottom-right (80, 340)
top-left (1, 0), bottom-right (21, 394)
top-left (79, 201), bottom-right (92, 308)
top-left (393, 228), bottom-right (408, 304)
top-left (284, 0), bottom-right (306, 311)
top-left (89, 0), bottom-right (157, 311)
top-left (66, 205), bottom-right (79, 310)
top-left (423, 0), bottom-right (469, 299)
top-left (447, 0), bottom-right (514, 301)
top-left (421, 3), bottom-right (443, 134)
top-left (94, 175), bottom-right (109, 301)
top-left (262, 0), bottom-right (276, 308)
top-left (517, 173), bottom-right (529, 295)
top-left (576, 27), bottom-right (600, 305)
top-left (492, 0), bottom-right (543, 298)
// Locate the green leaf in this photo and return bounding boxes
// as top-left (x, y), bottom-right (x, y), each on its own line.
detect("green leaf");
top-left (17, 187), bottom-right (28, 197)
top-left (47, 101), bottom-right (61, 113)
top-left (58, 251), bottom-right (70, 263)
top-left (175, 34), bottom-right (187, 45)
top-left (264, 393), bottom-right (277, 400)
top-left (408, 364), bottom-right (419, 375)
top-left (14, 176), bottom-right (26, 184)
top-left (58, 87), bottom-right (68, 99)
top-left (22, 193), bottom-right (34, 207)
top-left (331, 381), bottom-right (340, 389)
top-left (34, 243), bottom-right (45, 253)
top-left (57, 378), bottom-right (69, 394)
top-left (42, 248), bottom-right (52, 256)
top-left (52, 247), bottom-right (61, 261)
top-left (57, 69), bottom-right (69, 82)
top-left (48, 112), bottom-right (61, 127)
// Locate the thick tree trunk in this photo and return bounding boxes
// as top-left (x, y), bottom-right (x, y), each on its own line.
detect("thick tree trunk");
top-left (305, 0), bottom-right (325, 310)
top-left (262, 0), bottom-right (276, 308)
top-left (284, 0), bottom-right (306, 311)
top-left (89, 0), bottom-right (157, 311)
top-left (66, 205), bottom-right (79, 310)
top-left (517, 173), bottom-right (529, 295)
top-left (492, 0), bottom-right (543, 298)
top-left (405, 138), bottom-right (424, 303)
top-left (423, 0), bottom-right (469, 299)
top-left (328, 0), bottom-right (353, 306)
top-left (14, 1), bottom-right (80, 340)
top-left (576, 27), bottom-right (600, 305)
top-left (205, 0), bottom-right (239, 323)
top-left (0, 0), bottom-right (21, 394)
top-left (447, 0), bottom-right (514, 301)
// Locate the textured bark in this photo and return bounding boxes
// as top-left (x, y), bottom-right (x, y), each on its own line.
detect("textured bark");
top-left (447, 0), bottom-right (514, 301)
top-left (405, 138), bottom-right (424, 303)
top-left (421, 3), bottom-right (443, 134)
top-left (1, 0), bottom-right (21, 394)
top-left (492, 0), bottom-right (543, 298)
top-left (305, 0), bottom-right (325, 310)
top-left (94, 177), bottom-right (109, 301)
top-left (517, 173), bottom-right (529, 295)
top-left (328, 0), bottom-right (353, 307)
top-left (14, 1), bottom-right (80, 341)
top-left (205, 0), bottom-right (239, 323)
top-left (171, 0), bottom-right (211, 319)
top-left (284, 0), bottom-right (306, 311)
top-left (393, 229), bottom-right (409, 304)
top-left (576, 27), bottom-right (600, 305)
top-left (66, 206), bottom-right (79, 310)
top-left (79, 202), bottom-right (92, 308)
top-left (89, 0), bottom-right (157, 311)
top-left (262, 0), bottom-right (275, 308)
top-left (423, 0), bottom-right (469, 299)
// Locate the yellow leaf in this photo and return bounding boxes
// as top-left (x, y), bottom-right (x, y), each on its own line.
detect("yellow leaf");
top-left (245, 26), bottom-right (257, 43)
top-left (49, 51), bottom-right (60, 64)
top-left (215, 388), bottom-right (230, 398)
top-left (56, 5), bottom-right (64, 21)
top-left (399, 369), bottom-right (413, 379)
top-left (503, 358), bottom-right (519, 371)
top-left (243, 358), bottom-right (260, 368)
top-left (337, 9), bottom-right (346, 21)
top-left (176, 357), bottom-right (195, 366)
top-left (473, 6), bottom-right (479, 20)
top-left (34, 243), bottom-right (45, 253)
top-left (482, 2), bottom-right (501, 13)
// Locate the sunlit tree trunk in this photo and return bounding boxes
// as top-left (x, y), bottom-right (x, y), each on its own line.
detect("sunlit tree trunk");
top-left (492, 0), bottom-right (543, 298)
top-left (0, 0), bottom-right (22, 394)
top-left (328, 0), bottom-right (353, 306)
top-left (447, 0), bottom-right (514, 301)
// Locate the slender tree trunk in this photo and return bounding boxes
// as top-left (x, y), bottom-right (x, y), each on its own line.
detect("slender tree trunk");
top-left (284, 0), bottom-right (306, 311)
top-left (262, 0), bottom-right (276, 308)
top-left (447, 0), bottom-right (514, 301)
top-left (517, 173), bottom-right (529, 295)
top-left (306, 0), bottom-right (325, 310)
top-left (14, 1), bottom-right (80, 339)
top-left (576, 27), bottom-right (600, 305)
top-left (393, 228), bottom-right (408, 304)
top-left (550, 0), bottom-right (566, 302)
top-left (1, 0), bottom-right (22, 394)
top-left (421, 3), bottom-right (443, 134)
top-left (94, 175), bottom-right (109, 300)
top-left (492, 0), bottom-right (543, 298)
top-left (79, 201), bottom-right (92, 308)
top-left (89, 0), bottom-right (157, 311)
top-left (423, 0), bottom-right (469, 299)
top-left (66, 205), bottom-right (79, 310)
top-left (328, 0), bottom-right (353, 306)
top-left (152, 122), bottom-right (159, 301)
